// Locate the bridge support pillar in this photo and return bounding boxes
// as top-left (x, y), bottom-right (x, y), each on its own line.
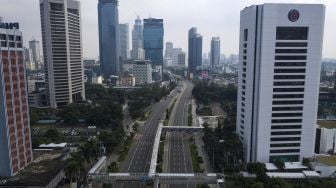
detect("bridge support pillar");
top-left (153, 178), bottom-right (159, 188)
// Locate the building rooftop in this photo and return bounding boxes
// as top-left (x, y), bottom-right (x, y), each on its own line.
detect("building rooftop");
top-left (317, 120), bottom-right (336, 129)
top-left (316, 156), bottom-right (336, 166)
top-left (264, 163), bottom-right (278, 171)
top-left (284, 162), bottom-right (308, 170)
top-left (0, 150), bottom-right (66, 186)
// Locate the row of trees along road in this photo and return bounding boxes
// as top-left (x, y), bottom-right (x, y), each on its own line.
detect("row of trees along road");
top-left (192, 81), bottom-right (243, 173)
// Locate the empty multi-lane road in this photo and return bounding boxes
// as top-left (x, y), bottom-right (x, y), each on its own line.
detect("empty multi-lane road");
top-left (165, 81), bottom-right (195, 188)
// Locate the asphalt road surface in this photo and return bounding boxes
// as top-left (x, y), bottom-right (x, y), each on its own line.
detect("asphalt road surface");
top-left (117, 90), bottom-right (177, 188)
top-left (166, 81), bottom-right (194, 188)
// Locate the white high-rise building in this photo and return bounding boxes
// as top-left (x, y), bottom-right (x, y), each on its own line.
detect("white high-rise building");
top-left (40, 0), bottom-right (85, 108)
top-left (237, 4), bottom-right (325, 163)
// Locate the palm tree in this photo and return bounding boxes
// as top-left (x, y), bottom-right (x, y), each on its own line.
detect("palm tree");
top-left (65, 153), bottom-right (84, 187)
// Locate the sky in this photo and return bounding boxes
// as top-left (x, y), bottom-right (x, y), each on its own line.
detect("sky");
top-left (1, 0), bottom-right (335, 59)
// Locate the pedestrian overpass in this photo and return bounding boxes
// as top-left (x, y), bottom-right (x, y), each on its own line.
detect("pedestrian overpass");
top-left (88, 172), bottom-right (224, 187)
top-left (87, 124), bottom-right (225, 187)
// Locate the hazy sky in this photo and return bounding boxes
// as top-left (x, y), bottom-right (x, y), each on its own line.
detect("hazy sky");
top-left (1, 0), bottom-right (335, 58)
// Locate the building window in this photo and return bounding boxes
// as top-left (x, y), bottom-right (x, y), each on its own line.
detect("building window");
top-left (8, 35), bottom-right (14, 41)
top-left (272, 113), bottom-right (302, 117)
top-left (276, 27), bottom-right (308, 40)
top-left (270, 137), bottom-right (301, 141)
top-left (275, 56), bottom-right (306, 60)
top-left (275, 49), bottom-right (307, 54)
top-left (274, 69), bottom-right (306, 74)
top-left (244, 43), bottom-right (247, 48)
top-left (273, 82), bottom-right (305, 86)
top-left (50, 2), bottom-right (64, 11)
top-left (271, 131), bottom-right (301, 136)
top-left (244, 29), bottom-right (248, 41)
top-left (276, 42), bottom-right (307, 47)
top-left (275, 62), bottom-right (306, 67)
top-left (273, 94), bottom-right (304, 98)
top-left (274, 75), bottom-right (305, 80)
top-left (270, 143), bottom-right (301, 147)
top-left (272, 106), bottom-right (303, 111)
top-left (0, 34), bottom-right (6, 40)
top-left (16, 36), bottom-right (21, 41)
top-left (271, 125), bottom-right (302, 129)
top-left (272, 100), bottom-right (303, 105)
top-left (273, 88), bottom-right (304, 92)
top-left (270, 149), bottom-right (300, 153)
top-left (1, 41), bottom-right (6, 47)
top-left (271, 119), bottom-right (302, 123)
top-left (243, 61), bottom-right (247, 66)
top-left (269, 155), bottom-right (299, 162)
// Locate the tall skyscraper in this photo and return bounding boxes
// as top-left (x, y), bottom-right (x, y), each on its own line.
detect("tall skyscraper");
top-left (119, 23), bottom-right (129, 60)
top-left (0, 21), bottom-right (33, 176)
top-left (237, 4), bottom-right (325, 163)
top-left (178, 52), bottom-right (186, 67)
top-left (98, 0), bottom-right (120, 77)
top-left (28, 40), bottom-right (41, 70)
top-left (210, 37), bottom-right (220, 68)
top-left (131, 16), bottom-right (144, 60)
top-left (143, 18), bottom-right (164, 67)
top-left (172, 48), bottom-right (182, 66)
top-left (165, 42), bottom-right (173, 59)
top-left (40, 0), bottom-right (85, 108)
top-left (188, 27), bottom-right (202, 75)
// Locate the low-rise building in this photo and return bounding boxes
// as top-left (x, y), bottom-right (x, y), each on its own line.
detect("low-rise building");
top-left (120, 74), bottom-right (135, 87)
top-left (312, 156), bottom-right (336, 177)
top-left (133, 60), bottom-right (152, 85)
top-left (315, 120), bottom-right (336, 154)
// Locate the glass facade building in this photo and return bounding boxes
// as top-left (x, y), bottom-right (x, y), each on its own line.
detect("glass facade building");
top-left (98, 0), bottom-right (120, 77)
top-left (188, 27), bottom-right (202, 75)
top-left (143, 18), bottom-right (164, 67)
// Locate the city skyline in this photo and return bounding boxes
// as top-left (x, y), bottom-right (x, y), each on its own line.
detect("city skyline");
top-left (1, 0), bottom-right (335, 59)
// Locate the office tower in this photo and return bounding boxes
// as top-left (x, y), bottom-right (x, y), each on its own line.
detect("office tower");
top-left (237, 4), bottom-right (325, 163)
top-left (28, 40), bottom-right (41, 70)
top-left (40, 0), bottom-right (85, 108)
top-left (178, 52), bottom-right (186, 67)
top-left (143, 18), bottom-right (164, 67)
top-left (165, 42), bottom-right (173, 58)
top-left (172, 48), bottom-right (182, 66)
top-left (0, 22), bottom-right (33, 176)
top-left (98, 0), bottom-right (120, 77)
top-left (24, 47), bottom-right (34, 71)
top-left (220, 54), bottom-right (226, 64)
top-left (210, 37), bottom-right (220, 68)
top-left (131, 16), bottom-right (144, 60)
top-left (188, 27), bottom-right (202, 75)
top-left (119, 23), bottom-right (129, 60)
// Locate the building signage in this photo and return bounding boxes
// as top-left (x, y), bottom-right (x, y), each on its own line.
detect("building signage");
top-left (288, 9), bottom-right (300, 22)
top-left (0, 22), bottom-right (19, 30)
